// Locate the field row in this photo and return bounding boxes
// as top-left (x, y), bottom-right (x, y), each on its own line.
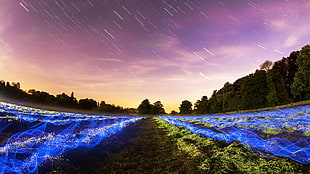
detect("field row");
top-left (158, 105), bottom-right (310, 164)
top-left (0, 102), bottom-right (143, 174)
top-left (154, 117), bottom-right (310, 173)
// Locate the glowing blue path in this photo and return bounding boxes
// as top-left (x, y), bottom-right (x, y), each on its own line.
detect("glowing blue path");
top-left (0, 102), bottom-right (144, 174)
top-left (158, 105), bottom-right (310, 164)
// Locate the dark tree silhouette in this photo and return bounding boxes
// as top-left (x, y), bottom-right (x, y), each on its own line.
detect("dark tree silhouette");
top-left (152, 101), bottom-right (166, 114)
top-left (137, 99), bottom-right (152, 114)
top-left (56, 93), bottom-right (77, 107)
top-left (79, 98), bottom-right (98, 110)
top-left (1, 45), bottom-right (309, 115)
top-left (137, 99), bottom-right (165, 115)
top-left (291, 45), bottom-right (310, 99)
top-left (260, 60), bottom-right (273, 71)
top-left (194, 96), bottom-right (208, 114)
top-left (273, 51), bottom-right (299, 98)
top-left (170, 110), bottom-right (178, 115)
top-left (99, 101), bottom-right (122, 113)
top-left (179, 100), bottom-right (193, 114)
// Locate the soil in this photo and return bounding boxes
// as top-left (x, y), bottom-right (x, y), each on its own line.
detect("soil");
top-left (39, 118), bottom-right (200, 174)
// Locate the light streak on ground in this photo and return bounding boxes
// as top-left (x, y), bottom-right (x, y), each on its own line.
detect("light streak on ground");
top-left (158, 105), bottom-right (310, 164)
top-left (0, 102), bottom-right (144, 174)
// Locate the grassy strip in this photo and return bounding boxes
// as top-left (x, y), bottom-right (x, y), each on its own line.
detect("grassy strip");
top-left (222, 100), bottom-right (310, 115)
top-left (154, 117), bottom-right (310, 174)
top-left (40, 118), bottom-right (202, 173)
top-left (173, 100), bottom-right (310, 116)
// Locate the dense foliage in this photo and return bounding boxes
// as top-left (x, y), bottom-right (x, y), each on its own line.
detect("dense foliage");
top-left (0, 82), bottom-right (136, 114)
top-left (179, 100), bottom-right (193, 114)
top-left (1, 45), bottom-right (309, 115)
top-left (291, 45), bottom-right (310, 99)
top-left (192, 45), bottom-right (310, 114)
top-left (137, 99), bottom-right (166, 114)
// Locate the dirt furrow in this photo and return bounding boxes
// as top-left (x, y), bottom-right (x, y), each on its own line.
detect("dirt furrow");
top-left (39, 118), bottom-right (199, 174)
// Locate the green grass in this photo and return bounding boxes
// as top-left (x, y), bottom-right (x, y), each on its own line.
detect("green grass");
top-left (154, 117), bottom-right (310, 174)
top-left (224, 100), bottom-right (310, 115)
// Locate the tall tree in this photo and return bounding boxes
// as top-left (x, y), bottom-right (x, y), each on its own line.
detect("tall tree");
top-left (179, 100), bottom-right (193, 114)
top-left (170, 110), bottom-right (178, 115)
top-left (194, 96), bottom-right (208, 114)
top-left (153, 101), bottom-right (166, 114)
top-left (291, 45), bottom-right (310, 99)
top-left (273, 51), bottom-right (299, 98)
top-left (99, 101), bottom-right (122, 113)
top-left (217, 82), bottom-right (235, 112)
top-left (260, 60), bottom-right (273, 71)
top-left (137, 99), bottom-right (152, 114)
top-left (79, 98), bottom-right (98, 110)
top-left (240, 70), bottom-right (268, 110)
top-left (208, 90), bottom-right (221, 113)
top-left (266, 70), bottom-right (278, 106)
top-left (56, 93), bottom-right (74, 107)
top-left (286, 51), bottom-right (299, 91)
top-left (269, 69), bottom-right (290, 104)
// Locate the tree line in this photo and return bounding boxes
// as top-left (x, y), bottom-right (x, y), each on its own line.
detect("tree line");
top-left (182, 44), bottom-right (310, 115)
top-left (136, 45), bottom-right (309, 115)
top-left (1, 45), bottom-right (309, 115)
top-left (0, 82), bottom-right (136, 114)
top-left (137, 99), bottom-right (166, 115)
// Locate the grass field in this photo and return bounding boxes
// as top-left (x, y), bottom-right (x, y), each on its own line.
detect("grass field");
top-left (1, 101), bottom-right (310, 173)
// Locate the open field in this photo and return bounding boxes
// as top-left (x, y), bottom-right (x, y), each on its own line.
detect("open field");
top-left (0, 101), bottom-right (310, 173)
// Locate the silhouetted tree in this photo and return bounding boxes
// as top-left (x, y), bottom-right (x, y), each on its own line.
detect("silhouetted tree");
top-left (170, 110), bottom-right (178, 115)
top-left (56, 93), bottom-right (77, 107)
top-left (260, 60), bottom-right (273, 71)
top-left (243, 70), bottom-right (268, 109)
top-left (291, 45), bottom-right (310, 99)
top-left (0, 81), bottom-right (129, 113)
top-left (99, 101), bottom-right (122, 113)
top-left (152, 101), bottom-right (166, 114)
top-left (179, 100), bottom-right (192, 114)
top-left (137, 99), bottom-right (152, 114)
top-left (0, 45), bottom-right (308, 115)
top-left (11, 82), bottom-right (20, 89)
top-left (191, 46), bottom-right (308, 114)
top-left (266, 70), bottom-right (278, 106)
top-left (267, 69), bottom-right (289, 105)
top-left (216, 82), bottom-right (235, 112)
top-left (273, 51), bottom-right (299, 98)
top-left (194, 96), bottom-right (208, 114)
top-left (0, 80), bottom-right (4, 87)
top-left (208, 90), bottom-right (221, 113)
top-left (79, 98), bottom-right (98, 110)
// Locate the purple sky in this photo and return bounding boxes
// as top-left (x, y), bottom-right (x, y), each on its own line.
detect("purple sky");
top-left (0, 0), bottom-right (309, 112)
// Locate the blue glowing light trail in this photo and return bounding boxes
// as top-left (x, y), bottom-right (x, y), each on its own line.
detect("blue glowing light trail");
top-left (158, 105), bottom-right (310, 164)
top-left (0, 102), bottom-right (144, 174)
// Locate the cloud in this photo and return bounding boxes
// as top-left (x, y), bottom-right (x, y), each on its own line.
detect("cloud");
top-left (283, 25), bottom-right (310, 48)
top-left (136, 33), bottom-right (180, 53)
top-left (97, 58), bottom-right (122, 62)
top-left (268, 18), bottom-right (289, 31)
top-left (216, 45), bottom-right (251, 58)
top-left (284, 35), bottom-right (299, 48)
